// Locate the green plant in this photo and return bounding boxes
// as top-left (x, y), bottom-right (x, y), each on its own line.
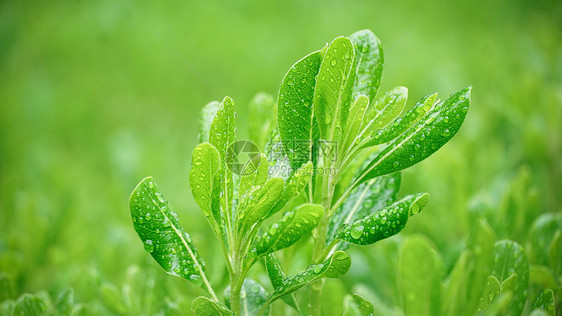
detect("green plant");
top-left (128, 29), bottom-right (471, 315)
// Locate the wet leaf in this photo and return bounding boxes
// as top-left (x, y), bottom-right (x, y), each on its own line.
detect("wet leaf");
top-left (264, 254), bottom-right (300, 313)
top-left (355, 87), bottom-right (471, 185)
top-left (278, 50), bottom-right (322, 169)
top-left (254, 203), bottom-right (324, 257)
top-left (191, 297), bottom-right (232, 316)
top-left (314, 36), bottom-right (356, 142)
top-left (267, 251), bottom-right (351, 303)
top-left (336, 193), bottom-right (429, 245)
top-left (360, 87), bottom-right (408, 139)
top-left (532, 289), bottom-right (555, 315)
top-left (237, 178), bottom-right (284, 233)
top-left (239, 153), bottom-right (268, 198)
top-left (478, 276), bottom-right (501, 312)
top-left (130, 177), bottom-right (211, 289)
top-left (350, 29), bottom-right (384, 103)
top-left (225, 279), bottom-right (269, 316)
top-left (268, 161), bottom-right (314, 217)
top-left (344, 293), bottom-right (375, 316)
top-left (198, 101), bottom-right (220, 143)
top-left (491, 240), bottom-right (529, 316)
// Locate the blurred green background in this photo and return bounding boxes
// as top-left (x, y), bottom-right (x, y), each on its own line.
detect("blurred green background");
top-left (1, 0), bottom-right (560, 314)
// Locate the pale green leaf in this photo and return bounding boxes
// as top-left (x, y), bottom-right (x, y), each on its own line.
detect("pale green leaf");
top-left (198, 101), bottom-right (220, 143)
top-left (191, 297), bottom-right (232, 316)
top-left (264, 254), bottom-right (300, 313)
top-left (314, 36), bottom-right (356, 142)
top-left (56, 288), bottom-right (74, 316)
top-left (101, 283), bottom-right (125, 315)
top-left (249, 92), bottom-right (276, 149)
top-left (336, 193), bottom-right (429, 245)
top-left (265, 128), bottom-right (293, 180)
top-left (366, 93), bottom-right (437, 147)
top-left (278, 50), bottom-right (322, 169)
top-left (344, 293), bottom-right (375, 316)
top-left (237, 178), bottom-right (284, 233)
top-left (532, 289), bottom-right (555, 316)
top-left (189, 143), bottom-right (222, 231)
top-left (130, 177), bottom-right (211, 290)
top-left (360, 87), bottom-right (408, 138)
top-left (398, 235), bottom-right (442, 316)
top-left (254, 203), bottom-right (324, 257)
top-left (267, 251), bottom-right (351, 304)
top-left (225, 279), bottom-right (269, 316)
top-left (327, 172), bottom-right (401, 245)
top-left (355, 87), bottom-right (471, 185)
top-left (350, 29), bottom-right (384, 103)
top-left (477, 276), bottom-right (501, 312)
top-left (239, 153), bottom-right (268, 198)
top-left (268, 161), bottom-right (313, 217)
top-left (342, 95), bottom-right (369, 152)
top-left (491, 240), bottom-right (529, 316)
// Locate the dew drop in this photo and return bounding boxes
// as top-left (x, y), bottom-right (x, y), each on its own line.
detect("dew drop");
top-left (144, 240), bottom-right (154, 253)
top-left (350, 225), bottom-right (365, 239)
top-left (330, 59), bottom-right (337, 66)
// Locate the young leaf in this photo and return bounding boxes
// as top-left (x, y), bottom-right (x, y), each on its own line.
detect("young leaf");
top-left (265, 128), bottom-right (294, 180)
top-left (198, 101), bottom-right (220, 143)
top-left (314, 36), bottom-right (356, 141)
top-left (398, 235), bottom-right (442, 316)
top-left (278, 50), bottom-right (322, 169)
top-left (491, 240), bottom-right (529, 316)
top-left (189, 143), bottom-right (222, 231)
top-left (327, 172), bottom-right (401, 245)
top-left (192, 297), bottom-right (232, 316)
top-left (254, 203), bottom-right (324, 257)
top-left (532, 289), bottom-right (555, 315)
top-left (225, 279), bottom-right (269, 316)
top-left (14, 294), bottom-right (47, 316)
top-left (264, 254), bottom-right (300, 313)
top-left (360, 87), bottom-right (408, 138)
top-left (350, 29), bottom-right (384, 103)
top-left (344, 293), bottom-right (375, 316)
top-left (268, 161), bottom-right (314, 217)
top-left (55, 288), bottom-right (74, 316)
top-left (477, 275), bottom-right (501, 312)
top-left (336, 193), bottom-right (429, 245)
top-left (237, 178), bottom-right (285, 233)
top-left (239, 153), bottom-right (268, 198)
top-left (342, 95), bottom-right (369, 152)
top-left (267, 251), bottom-right (351, 303)
top-left (355, 87), bottom-right (471, 185)
top-left (249, 92), bottom-right (276, 149)
top-left (130, 177), bottom-right (212, 291)
top-left (366, 93), bottom-right (437, 147)
top-left (101, 283), bottom-right (126, 314)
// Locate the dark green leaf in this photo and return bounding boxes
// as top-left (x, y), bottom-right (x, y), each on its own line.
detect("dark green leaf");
top-left (14, 294), bottom-right (47, 316)
top-left (355, 87), bottom-right (471, 185)
top-left (366, 93), bottom-right (437, 147)
top-left (327, 172), bottom-right (401, 245)
top-left (278, 50), bottom-right (322, 169)
top-left (491, 240), bottom-right (529, 316)
top-left (264, 254), bottom-right (300, 313)
top-left (267, 251), bottom-right (351, 303)
top-left (225, 279), bottom-right (269, 316)
top-left (336, 193), bottom-right (429, 245)
top-left (56, 288), bottom-right (74, 316)
top-left (130, 177), bottom-right (211, 289)
top-left (528, 213), bottom-right (562, 273)
top-left (254, 203), bottom-right (324, 257)
top-left (198, 101), bottom-right (220, 143)
top-left (249, 92), bottom-right (276, 149)
top-left (0, 272), bottom-right (15, 301)
top-left (350, 29), bottom-right (384, 103)
top-left (314, 36), bottom-right (356, 142)
top-left (189, 143), bottom-right (222, 232)
top-left (532, 289), bottom-right (555, 315)
top-left (237, 178), bottom-right (285, 233)
top-left (191, 297), bottom-right (232, 316)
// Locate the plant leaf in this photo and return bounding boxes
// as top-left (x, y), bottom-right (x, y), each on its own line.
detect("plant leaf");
top-left (268, 161), bottom-right (313, 217)
top-left (225, 279), bottom-right (269, 316)
top-left (189, 143), bottom-right (222, 232)
top-left (366, 93), bottom-right (437, 147)
top-left (314, 36), bottom-right (356, 142)
top-left (14, 294), bottom-right (47, 316)
top-left (398, 235), bottom-right (442, 316)
top-left (344, 293), bottom-right (375, 316)
top-left (350, 29), bottom-right (384, 103)
top-left (491, 240), bottom-right (529, 316)
top-left (192, 297), bottom-right (232, 316)
top-left (198, 101), bottom-right (220, 143)
top-left (278, 50), bottom-right (322, 169)
top-left (360, 87), bottom-right (408, 138)
top-left (264, 254), bottom-right (300, 313)
top-left (265, 128), bottom-right (294, 180)
top-left (355, 87), bottom-right (471, 185)
top-left (342, 95), bottom-right (369, 152)
top-left (327, 172), bottom-right (401, 245)
top-left (239, 153), bottom-right (268, 198)
top-left (267, 251), bottom-right (351, 303)
top-left (130, 177), bottom-right (210, 289)
top-left (477, 275), bottom-right (501, 312)
top-left (55, 288), bottom-right (74, 315)
top-left (249, 92), bottom-right (276, 149)
top-left (237, 178), bottom-right (285, 233)
top-left (254, 203), bottom-right (324, 257)
top-left (532, 289), bottom-right (555, 315)
top-left (336, 193), bottom-right (429, 245)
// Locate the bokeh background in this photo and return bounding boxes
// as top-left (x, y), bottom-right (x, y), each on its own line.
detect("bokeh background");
top-left (1, 0), bottom-right (560, 314)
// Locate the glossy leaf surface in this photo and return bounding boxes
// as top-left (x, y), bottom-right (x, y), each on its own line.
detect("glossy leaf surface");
top-left (189, 143), bottom-right (222, 229)
top-left (267, 251), bottom-right (351, 303)
top-left (361, 87), bottom-right (408, 136)
top-left (278, 50), bottom-right (322, 169)
top-left (336, 193), bottom-right (429, 245)
top-left (239, 153), bottom-right (268, 198)
top-left (198, 101), bottom-right (220, 143)
top-left (254, 203), bottom-right (324, 257)
top-left (478, 275), bottom-right (502, 312)
top-left (350, 29), bottom-right (384, 102)
top-left (130, 177), bottom-right (209, 288)
top-left (268, 161), bottom-right (313, 217)
top-left (192, 297), bottom-right (232, 316)
top-left (237, 178), bottom-right (284, 232)
top-left (225, 279), bottom-right (269, 316)
top-left (356, 87), bottom-right (471, 185)
top-left (264, 254), bottom-right (300, 312)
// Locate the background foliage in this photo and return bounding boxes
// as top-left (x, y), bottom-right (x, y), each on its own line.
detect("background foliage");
top-left (0, 0), bottom-right (560, 314)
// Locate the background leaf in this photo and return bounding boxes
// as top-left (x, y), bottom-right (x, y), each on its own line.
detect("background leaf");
top-left (225, 279), bottom-right (269, 316)
top-left (491, 240), bottom-right (529, 316)
top-left (130, 177), bottom-right (210, 289)
top-left (192, 297), bottom-right (232, 316)
top-left (532, 289), bottom-right (555, 315)
top-left (248, 92), bottom-right (276, 149)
